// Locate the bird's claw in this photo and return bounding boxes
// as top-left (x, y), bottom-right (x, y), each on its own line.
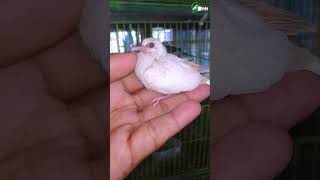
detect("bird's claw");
top-left (150, 95), bottom-right (172, 107)
top-left (151, 98), bottom-right (161, 107)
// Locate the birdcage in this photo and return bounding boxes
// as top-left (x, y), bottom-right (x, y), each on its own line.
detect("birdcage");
top-left (110, 0), bottom-right (211, 179)
top-left (241, 0), bottom-right (320, 179)
top-left (249, 0), bottom-right (320, 52)
top-left (110, 21), bottom-right (210, 71)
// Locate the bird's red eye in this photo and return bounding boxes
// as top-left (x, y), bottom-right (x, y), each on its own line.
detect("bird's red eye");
top-left (149, 42), bottom-right (155, 48)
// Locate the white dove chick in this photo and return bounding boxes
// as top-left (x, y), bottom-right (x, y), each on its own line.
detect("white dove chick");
top-left (132, 38), bottom-right (209, 106)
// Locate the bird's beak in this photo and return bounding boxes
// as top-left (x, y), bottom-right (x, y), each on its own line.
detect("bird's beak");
top-left (131, 46), bottom-right (147, 53)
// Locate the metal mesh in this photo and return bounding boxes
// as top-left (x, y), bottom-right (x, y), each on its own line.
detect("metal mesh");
top-left (254, 0), bottom-right (320, 51)
top-left (256, 0), bottom-right (320, 23)
top-left (125, 102), bottom-right (210, 180)
top-left (110, 21), bottom-right (210, 68)
top-left (110, 20), bottom-right (211, 179)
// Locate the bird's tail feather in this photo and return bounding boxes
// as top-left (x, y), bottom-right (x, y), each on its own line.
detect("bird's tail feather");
top-left (288, 45), bottom-right (320, 75)
top-left (201, 76), bottom-right (210, 85)
top-left (182, 60), bottom-right (210, 73)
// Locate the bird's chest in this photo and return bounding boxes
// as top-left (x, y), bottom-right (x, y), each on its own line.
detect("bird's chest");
top-left (134, 54), bottom-right (157, 87)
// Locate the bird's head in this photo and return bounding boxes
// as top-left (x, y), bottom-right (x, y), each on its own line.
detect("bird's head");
top-left (132, 38), bottom-right (167, 59)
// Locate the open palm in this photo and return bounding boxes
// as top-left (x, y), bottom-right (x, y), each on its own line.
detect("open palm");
top-left (110, 53), bottom-right (210, 179)
top-left (212, 70), bottom-right (320, 180)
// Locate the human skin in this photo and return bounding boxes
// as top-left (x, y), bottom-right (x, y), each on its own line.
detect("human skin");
top-left (110, 53), bottom-right (210, 179)
top-left (3, 1), bottom-right (319, 180)
top-left (1, 1), bottom-right (208, 179)
top-left (109, 55), bottom-right (320, 180)
top-left (212, 70), bottom-right (320, 180)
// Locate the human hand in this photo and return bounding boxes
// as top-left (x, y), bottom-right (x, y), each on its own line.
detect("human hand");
top-left (110, 53), bottom-right (210, 179)
top-left (211, 70), bottom-right (320, 180)
top-left (0, 1), bottom-right (107, 179)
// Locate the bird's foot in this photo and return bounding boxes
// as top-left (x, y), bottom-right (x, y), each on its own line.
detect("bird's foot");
top-left (150, 95), bottom-right (172, 107)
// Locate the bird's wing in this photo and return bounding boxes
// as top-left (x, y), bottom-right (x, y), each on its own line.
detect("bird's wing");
top-left (160, 54), bottom-right (210, 86)
top-left (181, 60), bottom-right (210, 73)
top-left (142, 62), bottom-right (188, 94)
top-left (165, 53), bottom-right (210, 73)
top-left (142, 65), bottom-right (169, 94)
top-left (142, 56), bottom-right (205, 94)
top-left (288, 43), bottom-right (320, 75)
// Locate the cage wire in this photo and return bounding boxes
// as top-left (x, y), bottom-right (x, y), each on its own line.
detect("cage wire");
top-left (110, 21), bottom-right (211, 179)
top-left (126, 102), bottom-right (210, 180)
top-left (109, 0), bottom-right (320, 179)
top-left (110, 21), bottom-right (210, 69)
top-left (255, 0), bottom-right (320, 51)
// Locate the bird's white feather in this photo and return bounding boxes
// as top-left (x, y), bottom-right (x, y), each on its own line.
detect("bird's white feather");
top-left (212, 0), bottom-right (320, 100)
top-left (134, 38), bottom-right (209, 95)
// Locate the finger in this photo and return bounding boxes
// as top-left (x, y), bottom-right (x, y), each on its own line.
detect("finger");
top-left (132, 89), bottom-right (162, 110)
top-left (134, 84), bottom-right (210, 109)
top-left (238, 70), bottom-right (320, 129)
top-left (67, 86), bottom-right (107, 151)
top-left (134, 84), bottom-right (209, 123)
top-left (213, 122), bottom-right (292, 180)
top-left (35, 33), bottom-right (106, 99)
top-left (211, 97), bottom-right (250, 143)
top-left (0, 61), bottom-right (77, 158)
top-left (121, 72), bottom-right (144, 93)
top-left (129, 101), bottom-right (201, 166)
top-left (110, 53), bottom-right (137, 83)
top-left (0, 0), bottom-right (83, 65)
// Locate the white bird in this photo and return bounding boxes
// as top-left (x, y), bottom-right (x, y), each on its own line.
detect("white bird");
top-left (132, 38), bottom-right (210, 106)
top-left (212, 0), bottom-right (320, 100)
